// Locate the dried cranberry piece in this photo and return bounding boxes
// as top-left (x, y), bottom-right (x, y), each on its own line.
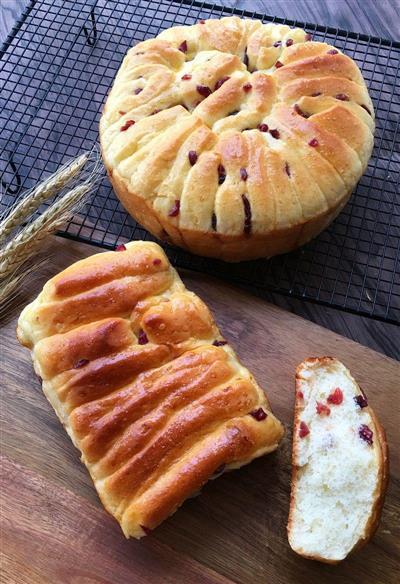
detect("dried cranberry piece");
top-left (316, 401), bottom-right (331, 416)
top-left (286, 38), bottom-right (294, 47)
top-left (74, 359), bottom-right (89, 369)
top-left (294, 103), bottom-right (308, 118)
top-left (299, 421), bottom-right (310, 438)
top-left (211, 212), bottom-right (217, 231)
top-left (250, 408), bottom-right (268, 421)
top-left (214, 76), bottom-right (230, 91)
top-left (188, 150), bottom-right (198, 166)
top-left (285, 162), bottom-right (291, 177)
top-left (242, 194), bottom-right (252, 235)
top-left (199, 19), bottom-right (205, 24)
top-left (134, 87), bottom-right (143, 95)
top-left (327, 387), bottom-right (343, 405)
top-left (243, 49), bottom-right (249, 67)
top-left (243, 83), bottom-right (252, 93)
top-left (311, 92), bottom-right (322, 97)
top-left (138, 329), bottom-right (149, 345)
top-left (240, 168), bottom-right (248, 181)
top-left (116, 243), bottom-right (127, 251)
top-left (168, 200), bottom-right (180, 217)
top-left (361, 104), bottom-right (372, 115)
top-left (359, 424), bottom-right (373, 445)
top-left (297, 390), bottom-right (304, 399)
top-left (178, 40), bottom-right (188, 53)
top-left (153, 258), bottom-right (162, 266)
top-left (196, 85), bottom-right (212, 98)
top-left (308, 137), bottom-right (319, 147)
top-left (258, 123), bottom-right (269, 132)
top-left (354, 394), bottom-right (368, 408)
top-left (218, 164), bottom-right (226, 184)
top-left (140, 524), bottom-right (152, 535)
top-left (275, 60), bottom-right (284, 68)
top-left (213, 339), bottom-right (227, 346)
top-left (119, 110), bottom-right (126, 115)
top-left (270, 128), bottom-right (280, 139)
top-left (305, 33), bottom-right (312, 41)
top-left (327, 49), bottom-right (338, 55)
top-left (335, 93), bottom-right (349, 101)
top-left (120, 119), bottom-right (135, 132)
top-left (181, 73), bottom-right (192, 81)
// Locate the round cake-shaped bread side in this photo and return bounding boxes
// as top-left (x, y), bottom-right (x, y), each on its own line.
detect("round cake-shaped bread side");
top-left (100, 17), bottom-right (374, 262)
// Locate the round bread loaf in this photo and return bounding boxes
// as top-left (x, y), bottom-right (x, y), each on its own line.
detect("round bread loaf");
top-left (100, 17), bottom-right (374, 262)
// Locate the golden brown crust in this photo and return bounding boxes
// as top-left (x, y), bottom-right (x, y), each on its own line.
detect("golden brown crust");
top-left (356, 405), bottom-right (389, 550)
top-left (106, 165), bottom-right (352, 261)
top-left (288, 357), bottom-right (389, 563)
top-left (17, 241), bottom-right (284, 538)
top-left (100, 17), bottom-right (374, 262)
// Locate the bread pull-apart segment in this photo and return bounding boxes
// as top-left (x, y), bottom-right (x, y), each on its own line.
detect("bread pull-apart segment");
top-left (17, 241), bottom-right (284, 538)
top-left (288, 357), bottom-right (388, 563)
top-left (100, 17), bottom-right (374, 261)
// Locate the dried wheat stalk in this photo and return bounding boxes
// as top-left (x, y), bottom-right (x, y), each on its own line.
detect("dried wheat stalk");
top-left (0, 152), bottom-right (90, 243)
top-left (0, 180), bottom-right (96, 277)
top-left (0, 148), bottom-right (103, 310)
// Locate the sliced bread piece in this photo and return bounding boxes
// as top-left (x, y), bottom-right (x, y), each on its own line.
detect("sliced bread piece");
top-left (287, 357), bottom-right (388, 563)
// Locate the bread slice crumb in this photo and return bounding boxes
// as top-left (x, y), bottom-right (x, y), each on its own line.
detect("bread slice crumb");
top-left (287, 357), bottom-right (388, 563)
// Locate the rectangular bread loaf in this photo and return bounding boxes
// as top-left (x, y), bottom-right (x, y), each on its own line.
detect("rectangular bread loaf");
top-left (17, 240), bottom-right (284, 538)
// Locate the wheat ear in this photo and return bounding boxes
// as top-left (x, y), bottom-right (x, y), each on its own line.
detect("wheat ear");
top-left (0, 178), bottom-right (98, 278)
top-left (0, 152), bottom-right (90, 243)
top-left (0, 148), bottom-right (103, 310)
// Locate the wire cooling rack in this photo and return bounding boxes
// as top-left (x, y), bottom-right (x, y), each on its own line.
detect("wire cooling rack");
top-left (1, 0), bottom-right (399, 324)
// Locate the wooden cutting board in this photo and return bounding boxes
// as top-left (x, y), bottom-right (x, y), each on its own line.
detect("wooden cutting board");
top-left (1, 238), bottom-right (399, 584)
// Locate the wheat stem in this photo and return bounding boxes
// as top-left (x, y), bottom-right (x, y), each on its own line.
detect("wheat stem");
top-left (0, 258), bottom-right (48, 317)
top-left (0, 270), bottom-right (25, 308)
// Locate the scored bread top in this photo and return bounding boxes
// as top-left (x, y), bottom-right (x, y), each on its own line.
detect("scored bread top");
top-left (100, 17), bottom-right (374, 260)
top-left (17, 241), bottom-right (284, 538)
top-left (288, 357), bottom-right (388, 562)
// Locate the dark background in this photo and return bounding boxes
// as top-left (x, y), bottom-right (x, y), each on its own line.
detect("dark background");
top-left (1, 0), bottom-right (399, 359)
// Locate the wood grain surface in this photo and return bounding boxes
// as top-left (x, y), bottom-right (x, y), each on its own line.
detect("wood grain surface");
top-left (1, 237), bottom-right (399, 584)
top-left (219, 0), bottom-right (400, 40)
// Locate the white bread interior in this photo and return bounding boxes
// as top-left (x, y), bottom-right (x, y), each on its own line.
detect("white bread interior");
top-left (287, 357), bottom-right (388, 563)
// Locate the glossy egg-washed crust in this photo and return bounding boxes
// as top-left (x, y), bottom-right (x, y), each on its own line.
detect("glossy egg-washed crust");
top-left (17, 241), bottom-right (284, 538)
top-left (288, 357), bottom-right (389, 563)
top-left (100, 17), bottom-right (374, 262)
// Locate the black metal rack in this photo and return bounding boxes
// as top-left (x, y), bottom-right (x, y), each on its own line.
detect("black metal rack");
top-left (1, 0), bottom-right (399, 324)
